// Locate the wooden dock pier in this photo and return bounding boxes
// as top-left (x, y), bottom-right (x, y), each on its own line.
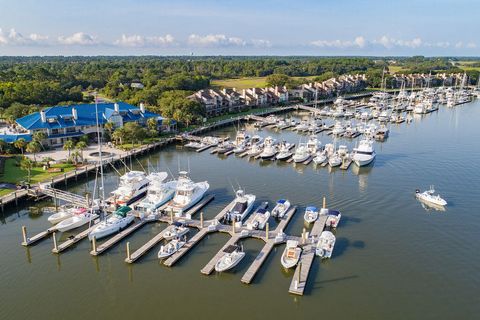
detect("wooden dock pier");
top-left (52, 220), bottom-right (100, 253)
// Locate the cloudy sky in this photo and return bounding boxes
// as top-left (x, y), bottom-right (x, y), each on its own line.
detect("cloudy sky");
top-left (0, 0), bottom-right (478, 56)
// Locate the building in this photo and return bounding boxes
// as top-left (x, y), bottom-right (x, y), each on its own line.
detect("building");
top-left (0, 102), bottom-right (167, 146)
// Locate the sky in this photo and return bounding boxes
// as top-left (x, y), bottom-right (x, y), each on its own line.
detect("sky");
top-left (0, 0), bottom-right (479, 56)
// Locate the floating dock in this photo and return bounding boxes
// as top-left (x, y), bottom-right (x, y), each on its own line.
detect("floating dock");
top-left (52, 220), bottom-right (100, 253)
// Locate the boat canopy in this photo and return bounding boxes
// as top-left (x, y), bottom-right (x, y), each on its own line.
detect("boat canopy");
top-left (277, 199), bottom-right (287, 204)
top-left (223, 245), bottom-right (239, 253)
top-left (306, 206), bottom-right (318, 212)
top-left (328, 210), bottom-right (341, 216)
top-left (232, 201), bottom-right (247, 214)
top-left (256, 208), bottom-right (267, 214)
top-left (172, 221), bottom-right (184, 227)
top-left (115, 206), bottom-right (132, 217)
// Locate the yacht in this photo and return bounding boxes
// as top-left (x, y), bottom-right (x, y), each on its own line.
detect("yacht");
top-left (55, 207), bottom-right (99, 232)
top-left (304, 206), bottom-right (319, 224)
top-left (292, 143), bottom-right (310, 163)
top-left (158, 237), bottom-right (186, 259)
top-left (214, 245), bottom-right (245, 272)
top-left (316, 231), bottom-right (336, 259)
top-left (223, 190), bottom-right (256, 223)
top-left (271, 199), bottom-right (291, 218)
top-left (165, 171), bottom-right (209, 214)
top-left (331, 121), bottom-right (346, 136)
top-left (295, 120), bottom-right (309, 132)
top-left (312, 150), bottom-right (327, 164)
top-left (109, 171), bottom-right (150, 206)
top-left (135, 172), bottom-right (177, 216)
top-left (306, 135), bottom-right (320, 154)
top-left (328, 153), bottom-right (342, 167)
top-left (216, 141), bottom-right (235, 154)
top-left (259, 136), bottom-right (277, 159)
top-left (375, 124), bottom-right (389, 141)
top-left (163, 222), bottom-right (190, 240)
top-left (414, 103), bottom-right (427, 114)
top-left (245, 207), bottom-right (270, 230)
top-left (275, 142), bottom-right (293, 160)
top-left (415, 186), bottom-right (447, 207)
top-left (47, 205), bottom-right (82, 224)
top-left (88, 206), bottom-right (135, 240)
top-left (247, 143), bottom-right (263, 157)
top-left (353, 138), bottom-right (376, 167)
top-left (280, 240), bottom-right (302, 269)
top-left (234, 129), bottom-right (250, 146)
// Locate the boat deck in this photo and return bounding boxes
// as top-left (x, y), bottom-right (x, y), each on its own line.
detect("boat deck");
top-left (200, 234), bottom-right (242, 275)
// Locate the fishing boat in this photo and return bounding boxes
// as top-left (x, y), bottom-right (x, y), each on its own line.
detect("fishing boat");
top-left (375, 124), bottom-right (389, 141)
top-left (88, 206), bottom-right (135, 240)
top-left (271, 199), bottom-right (291, 218)
top-left (246, 207), bottom-right (270, 230)
top-left (47, 205), bottom-right (81, 224)
top-left (234, 129), bottom-right (250, 146)
top-left (304, 206), bottom-right (319, 224)
top-left (280, 240), bottom-right (302, 269)
top-left (55, 207), bottom-right (99, 232)
top-left (415, 186), bottom-right (447, 207)
top-left (292, 143), bottom-right (310, 163)
top-left (233, 143), bottom-right (248, 154)
top-left (214, 245), bottom-right (245, 272)
top-left (316, 231), bottom-right (336, 259)
top-left (275, 141), bottom-right (293, 160)
top-left (223, 190), bottom-right (256, 223)
top-left (163, 222), bottom-right (190, 240)
top-left (313, 150), bottom-right (327, 164)
top-left (158, 237), bottom-right (186, 259)
top-left (328, 153), bottom-right (342, 167)
top-left (216, 141), bottom-right (235, 154)
top-left (331, 121), bottom-right (346, 136)
top-left (306, 135), bottom-right (320, 154)
top-left (109, 170), bottom-right (150, 206)
top-left (247, 143), bottom-right (263, 157)
top-left (353, 138), bottom-right (376, 167)
top-left (259, 136), bottom-right (277, 159)
top-left (135, 172), bottom-right (177, 216)
top-left (165, 171), bottom-right (209, 214)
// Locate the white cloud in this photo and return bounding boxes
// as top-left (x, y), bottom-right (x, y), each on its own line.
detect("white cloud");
top-left (311, 36), bottom-right (366, 48)
top-left (58, 32), bottom-right (99, 45)
top-left (354, 36), bottom-right (366, 48)
top-left (251, 39), bottom-right (272, 48)
top-left (466, 42), bottom-right (477, 48)
top-left (114, 34), bottom-right (175, 47)
top-left (187, 34), bottom-right (248, 47)
top-left (0, 28), bottom-right (49, 45)
top-left (372, 36), bottom-right (422, 49)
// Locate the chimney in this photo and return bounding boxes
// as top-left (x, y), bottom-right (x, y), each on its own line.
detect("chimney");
top-left (72, 107), bottom-right (78, 120)
top-left (139, 103), bottom-right (145, 113)
top-left (40, 110), bottom-right (46, 123)
top-left (114, 103), bottom-right (119, 113)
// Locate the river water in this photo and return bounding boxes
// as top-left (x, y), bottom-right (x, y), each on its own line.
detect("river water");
top-left (1, 100), bottom-right (479, 320)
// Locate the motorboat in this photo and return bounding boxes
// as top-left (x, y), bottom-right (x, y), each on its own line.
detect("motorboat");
top-left (250, 135), bottom-right (263, 145)
top-left (259, 136), bottom-right (277, 159)
top-left (271, 199), bottom-right (291, 218)
top-left (163, 222), bottom-right (190, 240)
top-left (55, 208), bottom-right (99, 232)
top-left (295, 120), bottom-right (309, 132)
top-left (216, 141), bottom-right (235, 154)
top-left (223, 190), bottom-right (256, 223)
top-left (88, 206), bottom-right (135, 240)
top-left (245, 207), bottom-right (270, 230)
top-left (292, 143), bottom-right (310, 163)
top-left (47, 205), bottom-right (82, 224)
top-left (324, 208), bottom-right (342, 228)
top-left (135, 172), bottom-right (177, 216)
top-left (247, 143), bottom-right (263, 157)
top-left (316, 231), bottom-right (336, 259)
top-left (415, 186), bottom-right (447, 207)
top-left (328, 153), bottom-right (342, 167)
top-left (158, 237), bottom-right (186, 259)
top-left (375, 125), bottom-right (389, 141)
top-left (331, 121), bottom-right (346, 136)
top-left (306, 135), bottom-right (320, 154)
top-left (165, 171), bottom-right (209, 214)
top-left (234, 129), bottom-right (250, 146)
top-left (280, 240), bottom-right (302, 269)
top-left (109, 171), bottom-right (150, 206)
top-left (276, 142), bottom-right (293, 160)
top-left (214, 245), bottom-right (245, 272)
top-left (304, 206), bottom-right (319, 224)
top-left (233, 143), bottom-right (248, 154)
top-left (313, 150), bottom-right (327, 164)
top-left (353, 138), bottom-right (376, 167)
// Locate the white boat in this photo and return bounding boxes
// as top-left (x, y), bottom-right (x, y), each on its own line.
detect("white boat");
top-left (109, 170), bottom-right (150, 206)
top-left (247, 143), bottom-right (263, 157)
top-left (353, 138), bottom-right (376, 167)
top-left (271, 199), bottom-right (291, 218)
top-left (246, 207), bottom-right (270, 230)
top-left (316, 231), bottom-right (336, 259)
top-left (216, 141), bottom-right (235, 154)
top-left (135, 172), bottom-right (177, 216)
top-left (47, 205), bottom-right (80, 224)
top-left (163, 222), bottom-right (190, 240)
top-left (55, 208), bottom-right (99, 232)
top-left (304, 206), bottom-right (319, 224)
top-left (306, 135), bottom-right (320, 154)
top-left (223, 190), bottom-right (256, 223)
top-left (328, 153), bottom-right (342, 167)
top-left (292, 143), bottom-right (310, 163)
top-left (331, 121), bottom-right (346, 135)
top-left (313, 150), bottom-right (327, 164)
top-left (259, 136), bottom-right (277, 159)
top-left (323, 208), bottom-right (342, 228)
top-left (280, 240), bottom-right (302, 269)
top-left (234, 129), bottom-right (250, 146)
top-left (415, 186), bottom-right (447, 207)
top-left (233, 143), bottom-right (247, 154)
top-left (275, 142), bottom-right (293, 160)
top-left (88, 206), bottom-right (135, 240)
top-left (214, 245), bottom-right (245, 272)
top-left (158, 237), bottom-right (186, 259)
top-left (165, 171), bottom-right (209, 214)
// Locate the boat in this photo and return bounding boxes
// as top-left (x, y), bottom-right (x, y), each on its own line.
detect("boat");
top-left (313, 150), bottom-right (327, 164)
top-left (324, 209), bottom-right (342, 228)
top-left (165, 171), bottom-right (209, 214)
top-left (375, 124), bottom-right (389, 141)
top-left (292, 143), bottom-right (310, 163)
top-left (109, 170), bottom-right (150, 206)
top-left (247, 143), bottom-right (263, 157)
top-left (223, 190), bottom-right (256, 223)
top-left (331, 121), bottom-right (346, 135)
top-left (306, 135), bottom-right (320, 154)
top-left (214, 245), bottom-right (245, 272)
top-left (415, 186), bottom-right (447, 207)
top-left (271, 199), bottom-right (291, 218)
top-left (233, 143), bottom-right (248, 154)
top-left (216, 141), bottom-right (235, 154)
top-left (259, 136), bottom-right (277, 159)
top-left (47, 205), bottom-right (81, 224)
top-left (275, 142), bottom-right (293, 160)
top-left (163, 222), bottom-right (190, 240)
top-left (135, 172), bottom-right (177, 216)
top-left (304, 206), bottom-right (319, 224)
top-left (280, 240), bottom-right (302, 269)
top-left (234, 129), bottom-right (250, 146)
top-left (328, 153), bottom-right (342, 167)
top-left (316, 231), bottom-right (336, 259)
top-left (157, 237), bottom-right (186, 259)
top-left (88, 206), bottom-right (135, 240)
top-left (352, 138), bottom-right (376, 167)
top-left (55, 207), bottom-right (99, 232)
top-left (246, 207), bottom-right (270, 230)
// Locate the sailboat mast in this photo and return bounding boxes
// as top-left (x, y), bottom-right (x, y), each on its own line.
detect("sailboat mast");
top-left (94, 93), bottom-right (106, 205)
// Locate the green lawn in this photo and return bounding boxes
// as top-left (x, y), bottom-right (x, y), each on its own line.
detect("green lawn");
top-left (388, 65), bottom-right (407, 74)
top-left (211, 76), bottom-right (318, 90)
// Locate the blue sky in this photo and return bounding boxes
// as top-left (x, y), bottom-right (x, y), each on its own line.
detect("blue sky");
top-left (0, 0), bottom-right (478, 56)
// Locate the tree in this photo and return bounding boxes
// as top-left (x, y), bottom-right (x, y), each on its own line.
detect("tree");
top-left (71, 150), bottom-right (81, 165)
top-left (20, 158), bottom-right (34, 183)
top-left (25, 141), bottom-right (41, 162)
top-left (75, 141), bottom-right (88, 162)
top-left (42, 156), bottom-right (54, 168)
top-left (158, 90), bottom-right (204, 127)
top-left (32, 131), bottom-right (47, 150)
top-left (14, 138), bottom-right (27, 155)
top-left (63, 139), bottom-right (75, 158)
top-left (112, 127), bottom-right (126, 145)
top-left (104, 121), bottom-right (115, 141)
top-left (123, 122), bottom-right (146, 146)
top-left (146, 117), bottom-right (158, 137)
top-left (0, 139), bottom-right (6, 154)
top-left (266, 74), bottom-right (291, 87)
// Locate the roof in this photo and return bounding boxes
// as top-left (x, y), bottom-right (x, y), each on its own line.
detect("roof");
top-left (16, 102), bottom-right (162, 131)
top-left (0, 134), bottom-right (32, 143)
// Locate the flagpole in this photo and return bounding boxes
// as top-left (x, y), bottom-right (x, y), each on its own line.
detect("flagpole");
top-left (94, 92), bottom-right (106, 207)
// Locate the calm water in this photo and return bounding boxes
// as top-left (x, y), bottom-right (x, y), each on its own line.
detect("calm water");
top-left (1, 100), bottom-right (480, 320)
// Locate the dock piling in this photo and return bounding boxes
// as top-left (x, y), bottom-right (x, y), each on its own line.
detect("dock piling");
top-left (302, 228), bottom-right (306, 244)
top-left (21, 226), bottom-right (27, 244)
top-left (265, 223), bottom-right (269, 241)
top-left (170, 209), bottom-right (174, 224)
top-left (52, 232), bottom-right (58, 251)
top-left (323, 196), bottom-right (326, 209)
top-left (200, 212), bottom-right (204, 228)
top-left (297, 262), bottom-right (302, 284)
top-left (126, 242), bottom-right (131, 261)
top-left (92, 236), bottom-right (97, 253)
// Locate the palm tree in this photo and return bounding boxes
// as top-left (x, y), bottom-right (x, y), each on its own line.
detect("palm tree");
top-left (71, 150), bottom-right (81, 165)
top-left (14, 138), bottom-right (27, 155)
top-left (42, 156), bottom-right (54, 168)
top-left (112, 127), bottom-right (126, 145)
top-left (20, 157), bottom-right (34, 182)
top-left (104, 121), bottom-right (115, 140)
top-left (63, 139), bottom-right (74, 159)
top-left (26, 141), bottom-right (41, 162)
top-left (0, 139), bottom-right (7, 154)
top-left (75, 141), bottom-right (88, 162)
top-left (32, 131), bottom-right (47, 150)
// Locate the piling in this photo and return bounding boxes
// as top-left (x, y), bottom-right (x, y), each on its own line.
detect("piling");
top-left (53, 188), bottom-right (58, 212)
top-left (22, 226), bottom-right (27, 244)
top-left (302, 228), bottom-right (306, 244)
top-left (64, 173), bottom-right (67, 186)
top-left (92, 236), bottom-right (97, 253)
top-left (297, 262), bottom-right (302, 284)
top-left (14, 191), bottom-right (18, 206)
top-left (52, 232), bottom-right (58, 251)
top-left (0, 199), bottom-right (3, 213)
top-left (323, 196), bottom-right (326, 209)
top-left (265, 223), bottom-right (269, 241)
top-left (170, 209), bottom-right (174, 224)
top-left (126, 242), bottom-right (131, 261)
top-left (232, 219), bottom-right (236, 233)
top-left (200, 212), bottom-right (204, 228)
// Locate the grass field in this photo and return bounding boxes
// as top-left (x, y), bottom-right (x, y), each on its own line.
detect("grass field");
top-left (388, 65), bottom-right (407, 73)
top-left (211, 76), bottom-right (318, 89)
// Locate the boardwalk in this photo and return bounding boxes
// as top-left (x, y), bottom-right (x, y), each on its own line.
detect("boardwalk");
top-left (52, 221), bottom-right (100, 253)
top-left (125, 227), bottom-right (168, 263)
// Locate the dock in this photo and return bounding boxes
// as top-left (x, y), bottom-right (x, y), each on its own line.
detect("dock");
top-left (200, 234), bottom-right (242, 275)
top-left (163, 228), bottom-right (210, 266)
top-left (21, 226), bottom-right (56, 246)
top-left (196, 144), bottom-right (216, 153)
top-left (52, 220), bottom-right (100, 253)
top-left (125, 228), bottom-right (167, 263)
top-left (340, 158), bottom-right (353, 170)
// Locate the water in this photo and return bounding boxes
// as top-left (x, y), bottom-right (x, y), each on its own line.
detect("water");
top-left (1, 101), bottom-right (480, 320)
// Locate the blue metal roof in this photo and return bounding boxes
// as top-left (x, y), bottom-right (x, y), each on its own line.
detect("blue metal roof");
top-left (16, 102), bottom-right (162, 131)
top-left (0, 134), bottom-right (32, 143)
